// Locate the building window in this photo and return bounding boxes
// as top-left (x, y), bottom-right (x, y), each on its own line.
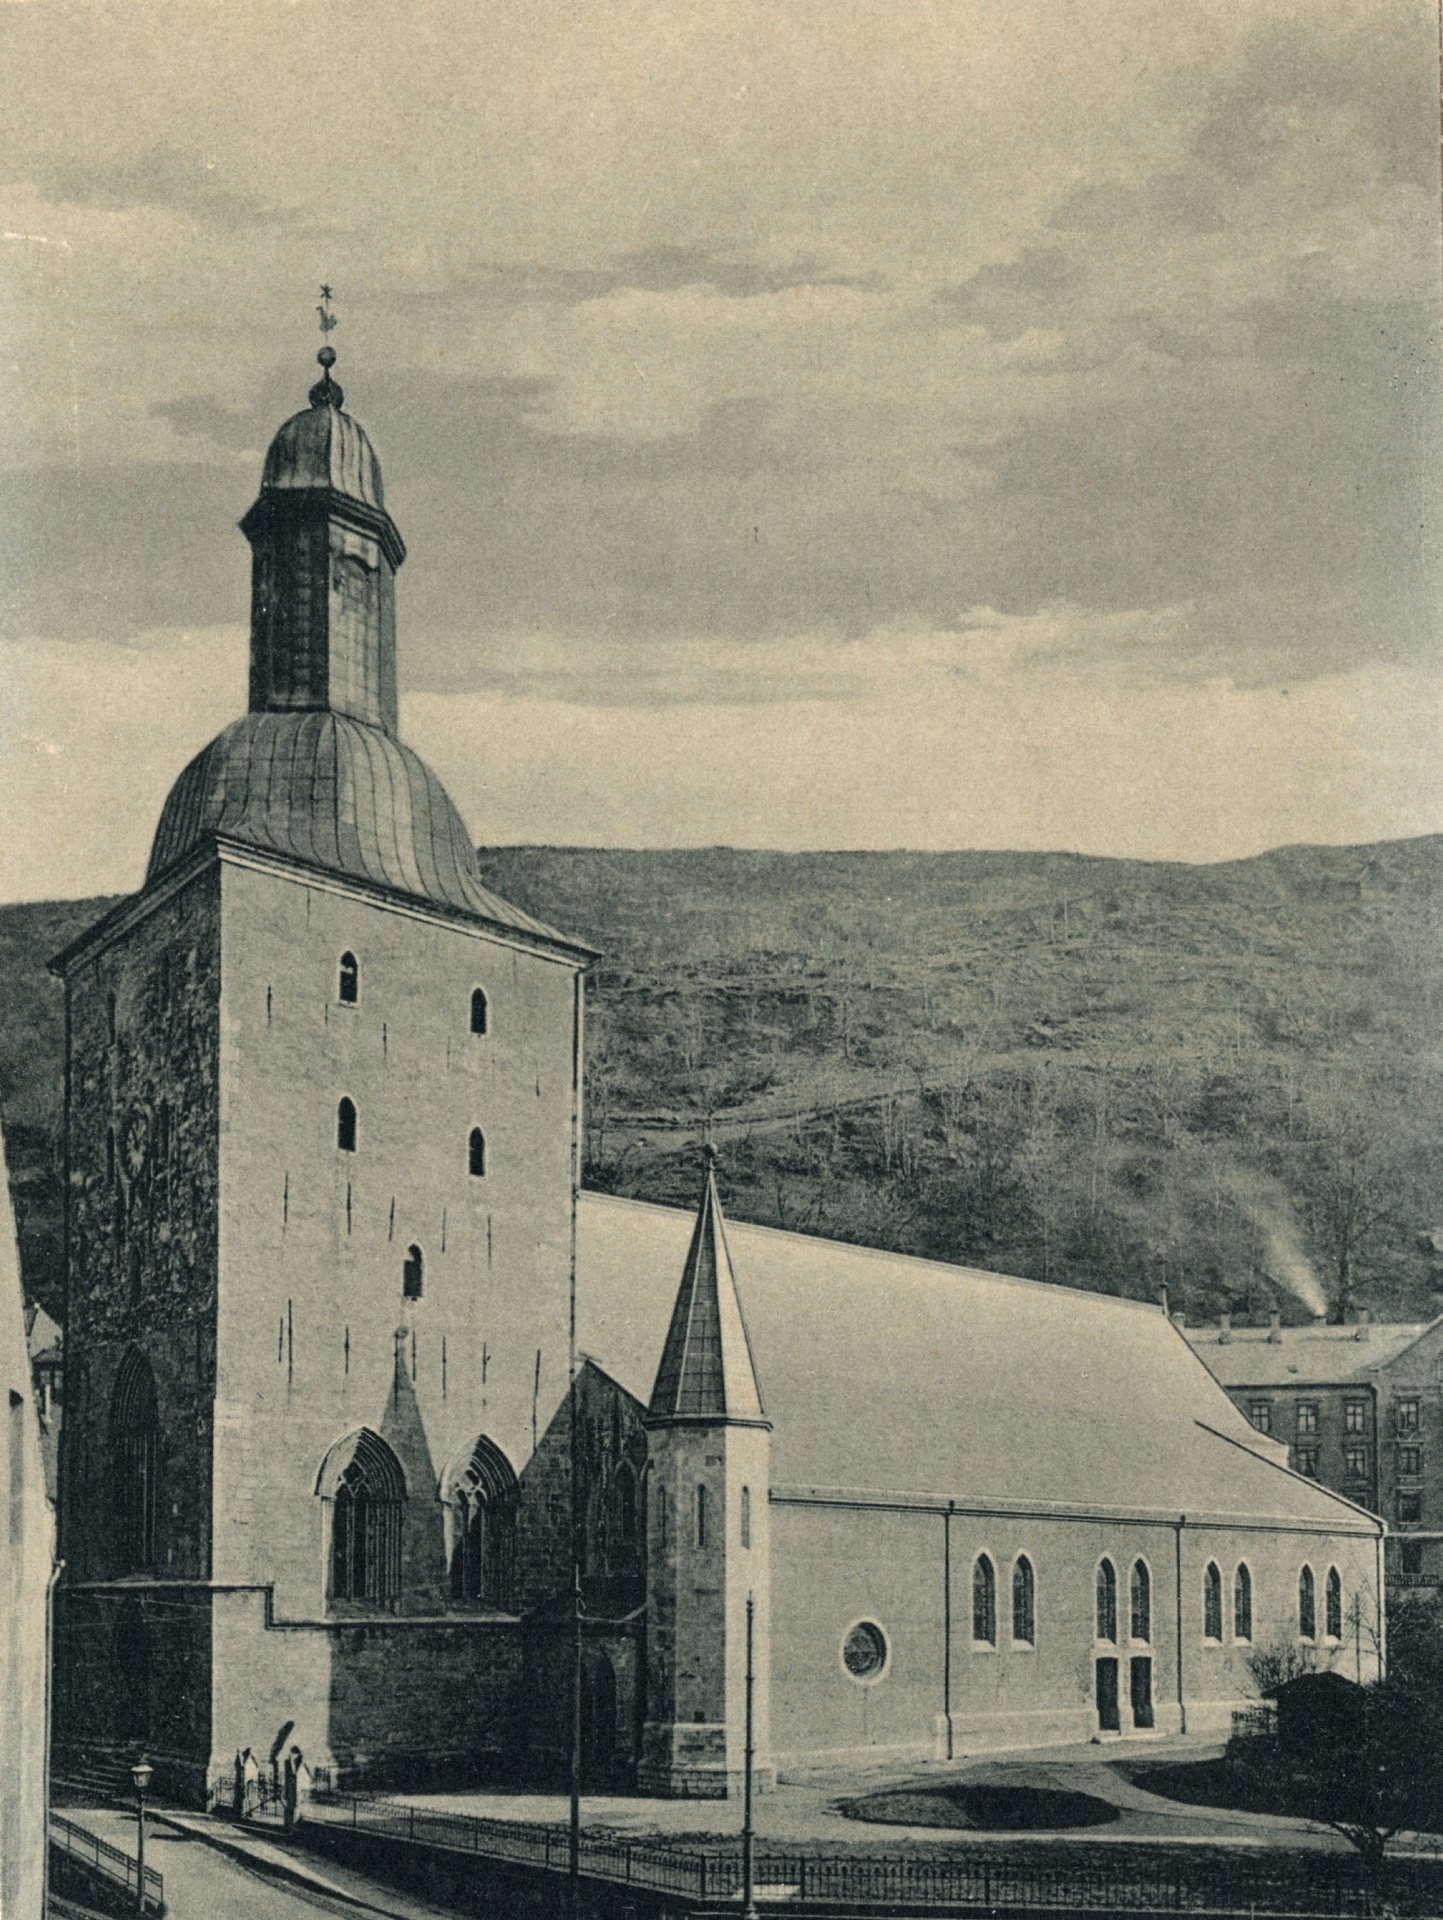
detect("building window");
top-left (111, 1350), bottom-right (159, 1574)
top-left (1295, 1446), bottom-right (1319, 1478)
top-left (1400, 1541), bottom-right (1424, 1578)
top-left (1345, 1446), bottom-right (1369, 1479)
top-left (1345, 1402), bottom-right (1366, 1434)
top-left (1399, 1446), bottom-right (1422, 1477)
top-left (1203, 1561), bottom-right (1223, 1642)
top-left (842, 1620), bottom-right (888, 1682)
top-left (1248, 1401), bottom-right (1271, 1433)
top-left (1012, 1556), bottom-right (1035, 1646)
top-left (657, 1484), bottom-right (669, 1553)
top-left (1298, 1565), bottom-right (1316, 1640)
top-left (323, 1429), bottom-right (405, 1606)
top-left (1297, 1402), bottom-right (1318, 1435)
top-left (618, 1463), bottom-right (639, 1545)
top-left (470, 987), bottom-right (488, 1036)
top-left (445, 1435), bottom-right (518, 1609)
top-left (1397, 1489), bottom-right (1422, 1524)
top-left (1234, 1563), bottom-right (1253, 1642)
top-left (972, 1554), bottom-right (997, 1646)
top-left (402, 1244), bottom-right (424, 1300)
top-left (338, 951), bottom-right (359, 1004)
top-left (1397, 1398), bottom-right (1421, 1433)
top-left (739, 1484), bottom-right (751, 1549)
top-left (337, 1096), bottom-right (357, 1153)
top-left (1325, 1566), bottom-right (1343, 1640)
top-left (468, 1127), bottom-right (486, 1177)
top-left (695, 1483), bottom-right (708, 1549)
top-left (1096, 1558), bottom-right (1117, 1642)
top-left (1130, 1559), bottom-right (1151, 1643)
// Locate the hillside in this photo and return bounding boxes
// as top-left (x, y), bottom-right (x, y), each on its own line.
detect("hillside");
top-left (4, 838), bottom-right (1443, 1328)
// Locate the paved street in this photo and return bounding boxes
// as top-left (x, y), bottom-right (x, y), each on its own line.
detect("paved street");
top-left (58, 1804), bottom-right (458, 1920)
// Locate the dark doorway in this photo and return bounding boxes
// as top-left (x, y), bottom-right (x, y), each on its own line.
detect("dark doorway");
top-left (1130, 1655), bottom-right (1154, 1730)
top-left (111, 1600), bottom-right (151, 1747)
top-left (1095, 1656), bottom-right (1120, 1733)
top-left (581, 1650), bottom-right (618, 1785)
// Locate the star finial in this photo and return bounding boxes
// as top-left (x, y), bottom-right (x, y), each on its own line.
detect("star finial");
top-left (309, 285), bottom-right (344, 408)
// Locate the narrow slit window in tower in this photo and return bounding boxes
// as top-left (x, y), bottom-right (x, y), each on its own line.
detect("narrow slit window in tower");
top-left (468, 1128), bottom-right (486, 1177)
top-left (470, 987), bottom-right (488, 1035)
top-left (338, 951), bottom-right (359, 1004)
top-left (403, 1243), bottom-right (424, 1300)
top-left (337, 1097), bottom-right (357, 1153)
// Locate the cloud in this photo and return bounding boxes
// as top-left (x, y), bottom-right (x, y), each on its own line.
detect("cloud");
top-left (18, 146), bottom-right (287, 229)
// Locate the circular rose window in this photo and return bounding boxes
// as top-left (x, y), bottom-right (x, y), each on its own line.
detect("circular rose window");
top-left (842, 1620), bottom-right (889, 1682)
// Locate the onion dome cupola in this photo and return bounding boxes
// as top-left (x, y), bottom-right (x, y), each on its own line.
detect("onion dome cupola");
top-left (239, 346), bottom-right (406, 734)
top-left (144, 338), bottom-right (585, 952)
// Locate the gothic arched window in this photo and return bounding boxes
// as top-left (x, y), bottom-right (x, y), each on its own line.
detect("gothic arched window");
top-left (470, 988), bottom-right (488, 1035)
top-left (1326, 1566), bottom-right (1343, 1640)
top-left (695, 1483), bottom-right (709, 1550)
top-left (337, 1097), bottom-right (357, 1153)
top-left (1234, 1563), bottom-right (1253, 1642)
top-left (738, 1483), bottom-right (750, 1550)
top-left (619, 1463), bottom-right (639, 1545)
top-left (444, 1435), bottom-right (518, 1608)
top-left (1096, 1558), bottom-right (1117, 1642)
top-left (468, 1128), bottom-right (486, 1178)
top-left (1203, 1561), bottom-right (1223, 1641)
top-left (318, 1429), bottom-right (405, 1606)
top-left (111, 1350), bottom-right (159, 1573)
top-left (1298, 1564), bottom-right (1316, 1640)
top-left (1130, 1559), bottom-right (1151, 1642)
top-left (972, 1554), bottom-right (997, 1645)
top-left (338, 952), bottom-right (359, 1004)
top-left (1012, 1555), bottom-right (1035, 1645)
top-left (402, 1244), bottom-right (424, 1300)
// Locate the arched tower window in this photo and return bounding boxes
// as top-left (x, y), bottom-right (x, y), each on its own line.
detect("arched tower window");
top-left (111, 1351), bottom-right (159, 1573)
top-left (1012, 1555), bottom-right (1035, 1645)
top-left (318, 1429), bottom-right (405, 1605)
top-left (1130, 1559), bottom-right (1151, 1642)
top-left (402, 1244), bottom-right (424, 1300)
top-left (738, 1483), bottom-right (750, 1550)
top-left (444, 1436), bottom-right (518, 1608)
top-left (470, 987), bottom-right (488, 1035)
top-left (1203, 1561), bottom-right (1223, 1641)
top-left (1326, 1566), bottom-right (1343, 1640)
top-left (695, 1483), bottom-right (709, 1549)
top-left (972, 1554), bottom-right (997, 1645)
top-left (1234, 1563), bottom-right (1253, 1642)
top-left (468, 1128), bottom-right (486, 1177)
top-left (337, 1097), bottom-right (357, 1153)
top-left (1298, 1564), bottom-right (1316, 1640)
top-left (1096, 1558), bottom-right (1117, 1642)
top-left (338, 952), bottom-right (359, 1004)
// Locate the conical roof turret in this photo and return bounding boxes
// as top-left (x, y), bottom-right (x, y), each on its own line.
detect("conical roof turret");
top-left (647, 1153), bottom-right (768, 1427)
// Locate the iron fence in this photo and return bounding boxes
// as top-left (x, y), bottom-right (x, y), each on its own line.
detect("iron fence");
top-left (305, 1793), bottom-right (1443, 1915)
top-left (50, 1810), bottom-right (164, 1913)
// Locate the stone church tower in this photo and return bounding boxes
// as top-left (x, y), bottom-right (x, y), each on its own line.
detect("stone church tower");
top-left (52, 350), bottom-right (592, 1799)
top-left (640, 1157), bottom-right (773, 1796)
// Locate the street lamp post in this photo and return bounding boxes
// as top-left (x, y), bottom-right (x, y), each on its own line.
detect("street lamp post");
top-left (741, 1593), bottom-right (757, 1920)
top-left (130, 1758), bottom-right (153, 1917)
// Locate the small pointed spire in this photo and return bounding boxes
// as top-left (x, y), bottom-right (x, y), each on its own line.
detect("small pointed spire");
top-left (648, 1150), bottom-right (768, 1426)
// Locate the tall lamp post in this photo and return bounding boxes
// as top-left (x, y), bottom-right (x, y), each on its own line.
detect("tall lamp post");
top-left (129, 1758), bottom-right (152, 1917)
top-left (741, 1593), bottom-right (757, 1920)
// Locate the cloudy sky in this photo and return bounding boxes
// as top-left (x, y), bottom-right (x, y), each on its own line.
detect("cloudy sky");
top-left (1, 0), bottom-right (1440, 898)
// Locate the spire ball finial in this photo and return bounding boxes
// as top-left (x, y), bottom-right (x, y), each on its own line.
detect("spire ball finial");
top-left (309, 286), bottom-right (344, 407)
top-left (318, 345), bottom-right (336, 369)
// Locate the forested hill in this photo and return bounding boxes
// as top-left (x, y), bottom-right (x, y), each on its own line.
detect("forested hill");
top-left (4, 837), bottom-right (1443, 1328)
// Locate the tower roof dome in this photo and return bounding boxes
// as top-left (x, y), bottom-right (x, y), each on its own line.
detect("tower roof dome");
top-left (146, 710), bottom-right (572, 945)
top-left (260, 386), bottom-right (386, 510)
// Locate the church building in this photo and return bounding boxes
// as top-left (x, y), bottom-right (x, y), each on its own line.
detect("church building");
top-left (51, 348), bottom-right (1385, 1806)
